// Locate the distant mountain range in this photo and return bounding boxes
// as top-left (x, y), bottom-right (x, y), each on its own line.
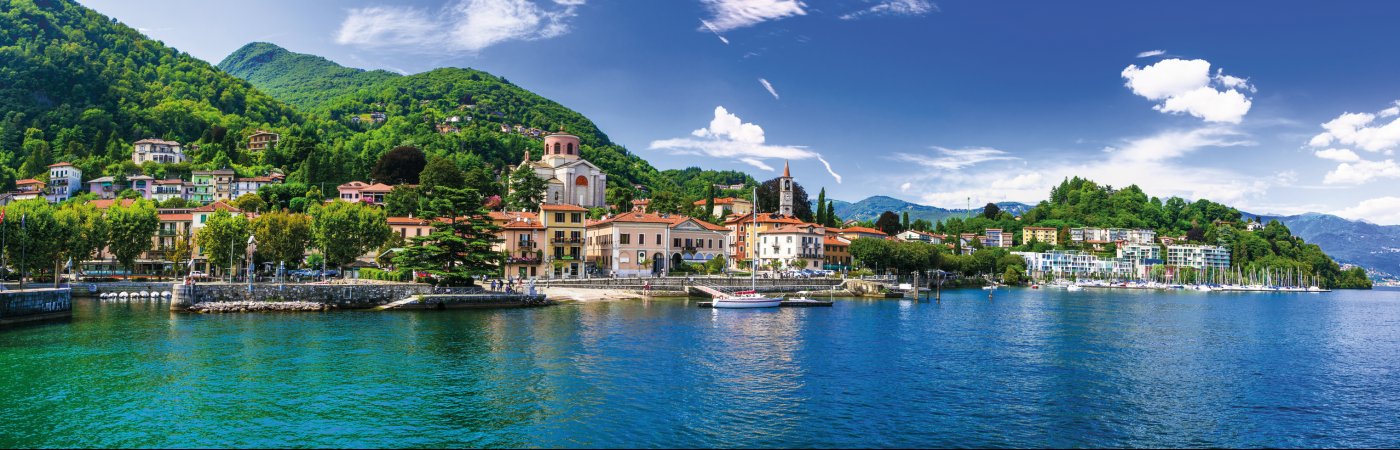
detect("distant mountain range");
top-left (1254, 213), bottom-right (1400, 280)
top-left (832, 195), bottom-right (1399, 279)
top-left (829, 195), bottom-right (1033, 225)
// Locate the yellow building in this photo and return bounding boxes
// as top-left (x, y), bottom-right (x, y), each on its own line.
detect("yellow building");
top-left (1023, 226), bottom-right (1059, 246)
top-left (541, 203), bottom-right (588, 278)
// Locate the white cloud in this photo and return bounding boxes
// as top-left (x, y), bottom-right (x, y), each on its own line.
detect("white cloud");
top-left (758, 78), bottom-right (780, 100)
top-left (896, 127), bottom-right (1270, 208)
top-left (650, 106), bottom-right (842, 183)
top-left (1121, 58), bottom-right (1254, 124)
top-left (900, 182), bottom-right (912, 192)
top-left (699, 0), bottom-right (806, 32)
top-left (701, 20), bottom-right (730, 44)
top-left (1322, 159), bottom-right (1400, 185)
top-left (1136, 49), bottom-right (1165, 58)
top-left (892, 147), bottom-right (1019, 170)
top-left (335, 0), bottom-right (581, 53)
top-left (1308, 102), bottom-right (1400, 153)
top-left (839, 0), bottom-right (937, 20)
top-left (1314, 148), bottom-right (1361, 162)
top-left (1335, 196), bottom-right (1400, 226)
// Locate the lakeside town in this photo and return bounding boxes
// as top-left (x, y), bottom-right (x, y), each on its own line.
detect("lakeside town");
top-left (0, 129), bottom-right (1357, 295)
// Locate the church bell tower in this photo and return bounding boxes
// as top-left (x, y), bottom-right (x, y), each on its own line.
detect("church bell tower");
top-left (779, 160), bottom-right (793, 216)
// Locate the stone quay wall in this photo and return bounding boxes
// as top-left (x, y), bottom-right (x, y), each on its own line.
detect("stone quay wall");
top-left (171, 283), bottom-right (490, 311)
top-left (0, 288), bottom-right (72, 327)
top-left (393, 293), bottom-right (552, 310)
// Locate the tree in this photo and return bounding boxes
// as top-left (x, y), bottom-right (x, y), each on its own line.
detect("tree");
top-left (705, 255), bottom-right (728, 274)
top-left (419, 157), bottom-right (465, 193)
top-left (106, 199), bottom-right (160, 280)
top-left (385, 185), bottom-right (422, 217)
top-left (165, 229), bottom-right (192, 278)
top-left (117, 188), bottom-right (141, 200)
top-left (705, 184), bottom-right (717, 221)
top-left (506, 164), bottom-right (547, 212)
top-left (310, 201), bottom-right (391, 271)
top-left (230, 193), bottom-right (267, 213)
top-left (159, 197), bottom-right (189, 208)
top-left (815, 188), bottom-right (827, 226)
top-left (875, 211), bottom-right (902, 235)
top-left (252, 210), bottom-right (312, 272)
top-left (371, 146), bottom-right (427, 184)
top-left (393, 187), bottom-right (502, 286)
top-left (901, 211), bottom-right (910, 230)
top-left (195, 210), bottom-right (251, 280)
top-left (826, 200), bottom-right (838, 227)
top-left (54, 202), bottom-right (107, 283)
top-left (3, 200), bottom-right (63, 288)
top-left (983, 202), bottom-right (1001, 220)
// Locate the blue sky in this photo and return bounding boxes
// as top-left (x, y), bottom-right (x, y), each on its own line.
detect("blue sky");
top-left (81, 0), bottom-right (1400, 224)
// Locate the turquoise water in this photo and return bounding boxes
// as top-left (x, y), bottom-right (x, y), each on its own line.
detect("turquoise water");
top-left (2, 288), bottom-right (1400, 448)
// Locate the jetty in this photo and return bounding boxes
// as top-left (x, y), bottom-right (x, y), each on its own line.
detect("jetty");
top-left (696, 298), bottom-right (832, 308)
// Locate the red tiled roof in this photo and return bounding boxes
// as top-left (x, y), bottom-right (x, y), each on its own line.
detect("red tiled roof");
top-left (765, 224), bottom-right (824, 234)
top-left (840, 226), bottom-right (888, 236)
top-left (156, 179), bottom-right (184, 185)
top-left (722, 212), bottom-right (803, 226)
top-left (89, 199), bottom-right (136, 210)
top-left (47, 162), bottom-right (74, 168)
top-left (358, 183), bottom-right (394, 194)
top-left (159, 213), bottom-right (192, 222)
top-left (691, 197), bottom-right (747, 206)
top-left (192, 201), bottom-right (241, 213)
top-left (15, 179), bottom-right (41, 185)
top-left (337, 181), bottom-right (368, 190)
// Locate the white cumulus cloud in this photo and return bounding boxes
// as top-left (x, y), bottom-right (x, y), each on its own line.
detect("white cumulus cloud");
top-left (1121, 58), bottom-right (1254, 124)
top-left (1308, 102), bottom-right (1400, 153)
top-left (839, 0), bottom-right (937, 20)
top-left (1314, 148), bottom-right (1361, 162)
top-left (650, 106), bottom-right (842, 183)
top-left (335, 0), bottom-right (581, 53)
top-left (699, 0), bottom-right (806, 32)
top-left (1335, 196), bottom-right (1400, 226)
top-left (1323, 159), bottom-right (1400, 185)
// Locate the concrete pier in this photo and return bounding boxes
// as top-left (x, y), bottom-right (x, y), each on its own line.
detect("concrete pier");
top-left (0, 288), bottom-right (72, 327)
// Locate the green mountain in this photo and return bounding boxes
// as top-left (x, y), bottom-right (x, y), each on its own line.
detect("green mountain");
top-left (0, 0), bottom-right (302, 184)
top-left (1256, 212), bottom-right (1400, 280)
top-left (217, 42), bottom-right (398, 111)
top-left (217, 42), bottom-right (676, 194)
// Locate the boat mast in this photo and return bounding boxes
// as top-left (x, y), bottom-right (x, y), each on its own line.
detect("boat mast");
top-left (752, 186), bottom-right (759, 292)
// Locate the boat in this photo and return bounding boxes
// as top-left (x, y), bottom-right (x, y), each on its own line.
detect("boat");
top-left (1031, 284), bottom-right (1040, 289)
top-left (713, 187), bottom-right (780, 309)
top-left (1066, 285), bottom-right (1084, 292)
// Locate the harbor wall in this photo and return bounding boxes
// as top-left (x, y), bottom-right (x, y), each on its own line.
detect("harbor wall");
top-left (0, 288), bottom-right (72, 327)
top-left (170, 283), bottom-right (540, 311)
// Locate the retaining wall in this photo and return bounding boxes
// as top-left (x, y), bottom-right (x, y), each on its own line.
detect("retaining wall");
top-left (171, 283), bottom-right (489, 310)
top-left (0, 288), bottom-right (72, 327)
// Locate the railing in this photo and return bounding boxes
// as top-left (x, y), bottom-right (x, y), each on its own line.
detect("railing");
top-left (551, 237), bottom-right (583, 244)
top-left (507, 257), bottom-right (540, 264)
top-left (515, 241), bottom-right (537, 249)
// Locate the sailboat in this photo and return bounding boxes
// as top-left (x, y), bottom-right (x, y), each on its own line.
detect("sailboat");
top-left (713, 187), bottom-right (782, 309)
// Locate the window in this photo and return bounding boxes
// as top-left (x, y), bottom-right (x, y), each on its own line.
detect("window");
top-left (553, 143), bottom-right (561, 153)
top-left (570, 213), bottom-right (582, 223)
top-left (674, 238), bottom-right (681, 247)
top-left (567, 143), bottom-right (574, 154)
top-left (620, 234), bottom-right (630, 245)
top-left (555, 213), bottom-right (565, 223)
top-left (638, 234), bottom-right (645, 245)
top-left (656, 234), bottom-right (661, 245)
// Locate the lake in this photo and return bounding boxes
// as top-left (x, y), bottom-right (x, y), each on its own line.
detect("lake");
top-left (2, 288), bottom-right (1399, 448)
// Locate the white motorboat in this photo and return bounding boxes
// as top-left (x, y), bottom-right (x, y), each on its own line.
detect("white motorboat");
top-left (714, 291), bottom-right (781, 309)
top-left (1066, 285), bottom-right (1084, 292)
top-left (713, 187), bottom-right (780, 310)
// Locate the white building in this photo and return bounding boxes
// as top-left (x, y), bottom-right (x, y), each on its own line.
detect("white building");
top-left (897, 230), bottom-right (944, 244)
top-left (232, 174), bottom-right (283, 199)
top-left (152, 179), bottom-right (185, 202)
top-left (132, 139), bottom-right (187, 164)
top-left (1071, 227), bottom-right (1155, 245)
top-left (757, 223), bottom-right (826, 271)
top-left (983, 228), bottom-right (1013, 248)
top-left (1166, 244), bottom-right (1231, 270)
top-left (45, 162), bottom-right (81, 202)
top-left (1015, 250), bottom-right (1136, 279)
top-left (515, 133), bottom-right (607, 208)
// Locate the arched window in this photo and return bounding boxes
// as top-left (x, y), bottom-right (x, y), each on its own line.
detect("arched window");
top-left (575, 175), bottom-right (588, 186)
top-left (567, 143), bottom-right (574, 154)
top-left (553, 143), bottom-right (561, 154)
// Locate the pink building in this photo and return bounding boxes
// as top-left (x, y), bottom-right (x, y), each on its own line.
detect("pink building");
top-left (586, 212), bottom-right (729, 277)
top-left (337, 181), bottom-right (396, 205)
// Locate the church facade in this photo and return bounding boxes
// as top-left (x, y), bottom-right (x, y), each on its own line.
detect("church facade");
top-left (515, 133), bottom-right (608, 208)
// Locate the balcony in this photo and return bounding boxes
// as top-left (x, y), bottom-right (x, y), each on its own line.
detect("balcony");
top-left (797, 252), bottom-right (822, 259)
top-left (507, 257), bottom-right (541, 264)
top-left (551, 236), bottom-right (583, 244)
top-left (515, 240), bottom-right (537, 249)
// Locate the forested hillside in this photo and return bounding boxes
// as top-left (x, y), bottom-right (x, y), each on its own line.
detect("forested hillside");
top-left (217, 42), bottom-right (398, 111)
top-left (0, 0), bottom-right (302, 186)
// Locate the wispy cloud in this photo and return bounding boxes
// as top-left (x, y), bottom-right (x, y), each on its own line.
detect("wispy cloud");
top-left (1136, 49), bottom-right (1165, 58)
top-left (335, 0), bottom-right (582, 53)
top-left (839, 0), bottom-right (937, 20)
top-left (649, 106), bottom-right (842, 182)
top-left (700, 20), bottom-right (731, 44)
top-left (699, 0), bottom-right (807, 32)
top-left (1121, 58), bottom-right (1254, 124)
top-left (758, 78), bottom-right (780, 100)
top-left (892, 147), bottom-right (1019, 170)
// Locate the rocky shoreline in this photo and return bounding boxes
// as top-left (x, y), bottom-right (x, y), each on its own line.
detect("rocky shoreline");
top-left (189, 301), bottom-right (334, 313)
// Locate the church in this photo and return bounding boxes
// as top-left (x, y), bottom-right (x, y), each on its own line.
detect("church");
top-left (515, 132), bottom-right (608, 208)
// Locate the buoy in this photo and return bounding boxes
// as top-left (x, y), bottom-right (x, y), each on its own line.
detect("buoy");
top-left (162, 291), bottom-right (171, 298)
top-left (118, 292), bottom-right (129, 299)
